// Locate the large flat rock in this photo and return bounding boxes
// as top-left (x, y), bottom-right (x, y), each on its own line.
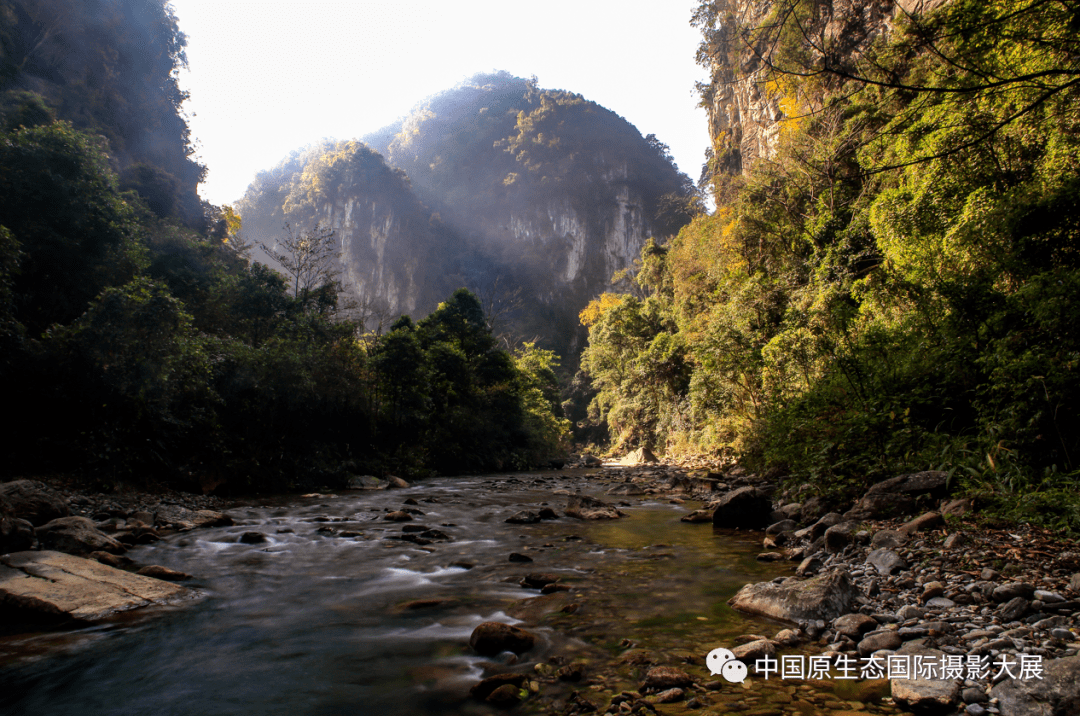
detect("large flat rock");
top-left (727, 569), bottom-right (858, 624)
top-left (0, 550), bottom-right (190, 630)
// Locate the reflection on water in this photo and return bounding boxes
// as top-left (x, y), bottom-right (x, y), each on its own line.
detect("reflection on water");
top-left (0, 471), bottom-right (788, 715)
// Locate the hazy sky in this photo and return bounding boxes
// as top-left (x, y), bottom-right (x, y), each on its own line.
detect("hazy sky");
top-left (169, 0), bottom-right (711, 207)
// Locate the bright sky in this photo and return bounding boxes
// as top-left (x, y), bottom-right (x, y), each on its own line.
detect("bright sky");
top-left (169, 0), bottom-right (712, 207)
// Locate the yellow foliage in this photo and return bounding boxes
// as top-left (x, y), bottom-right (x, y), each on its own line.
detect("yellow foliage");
top-left (579, 292), bottom-right (624, 327)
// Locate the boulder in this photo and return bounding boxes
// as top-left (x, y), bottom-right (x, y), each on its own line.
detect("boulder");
top-left (796, 555), bottom-right (825, 577)
top-left (870, 529), bottom-right (908, 550)
top-left (485, 684), bottom-right (520, 709)
top-left (470, 673), bottom-right (526, 701)
top-left (890, 644), bottom-right (961, 714)
top-left (993, 582), bottom-right (1036, 602)
top-left (641, 666), bottom-right (693, 691)
top-left (991, 655), bottom-right (1080, 716)
top-left (998, 596), bottom-right (1030, 622)
top-left (824, 521), bottom-right (859, 554)
top-left (858, 630), bottom-right (902, 656)
top-left (35, 516), bottom-right (125, 555)
top-left (621, 447), bottom-right (658, 465)
top-left (833, 613), bottom-right (879, 640)
top-left (387, 475), bottom-right (411, 488)
top-left (799, 496), bottom-right (830, 523)
top-left (581, 454), bottom-right (602, 467)
top-left (866, 471), bottom-right (950, 499)
top-left (866, 548), bottom-right (907, 576)
top-left (382, 511), bottom-right (413, 522)
top-left (0, 550), bottom-right (189, 631)
top-left (766, 519), bottom-right (797, 535)
top-left (346, 475), bottom-right (386, 489)
top-left (505, 510), bottom-right (541, 524)
top-left (710, 487), bottom-right (773, 530)
top-left (565, 494), bottom-right (623, 520)
top-left (892, 674), bottom-right (961, 714)
top-left (731, 639), bottom-right (776, 663)
top-left (0, 480), bottom-right (70, 527)
top-left (844, 492), bottom-right (916, 522)
top-left (728, 570), bottom-right (858, 624)
top-left (519, 573), bottom-right (560, 589)
top-left (806, 512), bottom-right (844, 541)
top-left (238, 531), bottom-right (267, 544)
top-left (468, 621), bottom-right (537, 655)
top-left (899, 511), bottom-right (946, 535)
top-left (606, 483), bottom-right (647, 496)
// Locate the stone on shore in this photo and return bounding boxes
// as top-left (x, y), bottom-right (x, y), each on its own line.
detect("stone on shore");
top-left (565, 494), bottom-right (623, 520)
top-left (710, 486), bottom-right (773, 530)
top-left (728, 569), bottom-right (858, 624)
top-left (990, 655), bottom-right (1080, 716)
top-left (35, 516), bottom-right (126, 555)
top-left (468, 621), bottom-right (537, 655)
top-left (0, 480), bottom-right (70, 527)
top-left (0, 550), bottom-right (189, 630)
top-left (621, 447), bottom-right (658, 465)
top-left (867, 548), bottom-right (907, 575)
top-left (866, 470), bottom-right (950, 499)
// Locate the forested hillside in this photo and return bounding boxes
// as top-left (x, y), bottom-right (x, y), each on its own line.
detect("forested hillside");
top-left (0, 1), bottom-right (568, 490)
top-left (0, 0), bottom-right (205, 227)
top-left (579, 0), bottom-right (1080, 528)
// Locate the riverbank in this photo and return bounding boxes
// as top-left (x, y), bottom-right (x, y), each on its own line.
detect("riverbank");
top-left (4, 462), bottom-right (1080, 715)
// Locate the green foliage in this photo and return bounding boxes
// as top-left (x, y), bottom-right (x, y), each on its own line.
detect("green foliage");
top-left (0, 0), bottom-right (206, 226)
top-left (578, 1), bottom-right (1080, 528)
top-left (0, 120), bottom-right (145, 335)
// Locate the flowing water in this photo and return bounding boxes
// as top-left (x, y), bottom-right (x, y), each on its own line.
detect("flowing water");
top-left (1, 469), bottom-right (793, 715)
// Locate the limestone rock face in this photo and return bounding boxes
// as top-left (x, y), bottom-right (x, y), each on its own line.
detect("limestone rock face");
top-left (699, 1), bottom-right (939, 177)
top-left (239, 73), bottom-right (692, 356)
top-left (728, 569), bottom-right (858, 624)
top-left (0, 550), bottom-right (190, 631)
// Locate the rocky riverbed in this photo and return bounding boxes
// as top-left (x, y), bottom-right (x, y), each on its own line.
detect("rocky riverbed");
top-left (3, 462), bottom-right (1080, 716)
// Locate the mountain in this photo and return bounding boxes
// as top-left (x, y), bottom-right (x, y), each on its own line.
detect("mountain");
top-left (237, 72), bottom-right (697, 356)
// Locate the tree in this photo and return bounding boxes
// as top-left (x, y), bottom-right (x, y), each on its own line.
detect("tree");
top-left (258, 222), bottom-right (339, 301)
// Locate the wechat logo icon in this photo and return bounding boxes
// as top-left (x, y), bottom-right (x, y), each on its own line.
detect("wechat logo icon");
top-left (707, 647), bottom-right (747, 683)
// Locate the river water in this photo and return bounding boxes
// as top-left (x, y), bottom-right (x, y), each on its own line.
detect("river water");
top-left (1, 469), bottom-right (791, 715)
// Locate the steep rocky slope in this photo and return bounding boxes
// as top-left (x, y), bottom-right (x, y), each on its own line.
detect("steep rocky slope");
top-left (238, 73), bottom-right (696, 356)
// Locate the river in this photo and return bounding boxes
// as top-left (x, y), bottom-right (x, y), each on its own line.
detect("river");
top-left (1, 469), bottom-right (795, 715)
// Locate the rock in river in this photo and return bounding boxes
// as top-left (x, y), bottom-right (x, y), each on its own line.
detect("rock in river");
top-left (728, 569), bottom-right (858, 624)
top-left (565, 494), bottom-right (623, 520)
top-left (710, 487), bottom-right (773, 530)
top-left (468, 621), bottom-right (537, 655)
top-left (0, 550), bottom-right (190, 632)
